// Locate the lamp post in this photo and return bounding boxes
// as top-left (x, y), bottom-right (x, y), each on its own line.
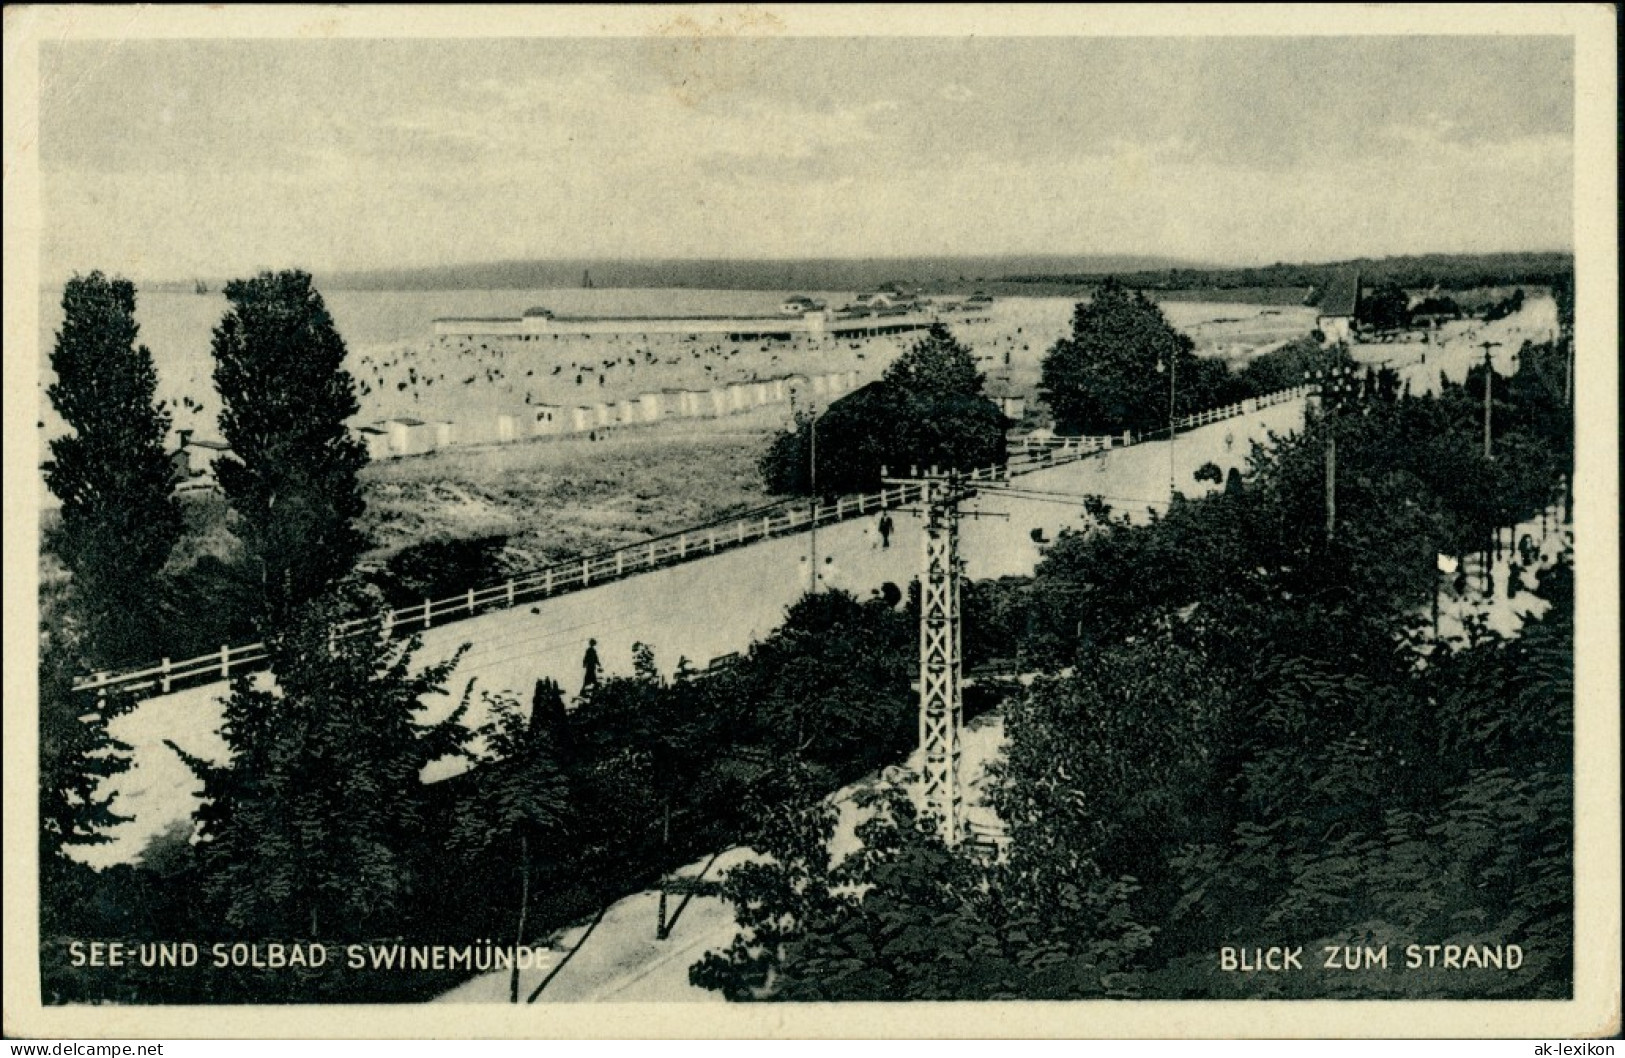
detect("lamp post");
top-left (1478, 340), bottom-right (1501, 460)
top-left (809, 409), bottom-right (819, 594)
top-left (790, 392), bottom-right (821, 594)
top-left (1157, 352), bottom-right (1176, 499)
top-left (1309, 364), bottom-right (1359, 543)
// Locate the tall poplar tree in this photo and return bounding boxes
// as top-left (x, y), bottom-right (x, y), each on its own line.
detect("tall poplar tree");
top-left (44, 271), bottom-right (182, 665)
top-left (212, 270), bottom-right (368, 623)
top-left (42, 272), bottom-right (179, 863)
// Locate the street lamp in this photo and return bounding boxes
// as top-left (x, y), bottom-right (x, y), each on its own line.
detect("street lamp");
top-left (1156, 353), bottom-right (1176, 499)
top-left (1307, 364), bottom-right (1360, 543)
top-left (810, 408), bottom-right (820, 593)
top-left (1478, 341), bottom-right (1502, 460)
top-left (791, 392), bottom-right (822, 594)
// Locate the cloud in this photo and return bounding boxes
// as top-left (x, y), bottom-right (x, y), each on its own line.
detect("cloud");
top-left (37, 36), bottom-right (1575, 278)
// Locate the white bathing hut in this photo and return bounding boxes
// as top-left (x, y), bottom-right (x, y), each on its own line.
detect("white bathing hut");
top-left (384, 417), bottom-right (438, 457)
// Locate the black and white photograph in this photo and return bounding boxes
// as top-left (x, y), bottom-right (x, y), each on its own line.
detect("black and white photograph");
top-left (3, 3), bottom-right (1618, 1041)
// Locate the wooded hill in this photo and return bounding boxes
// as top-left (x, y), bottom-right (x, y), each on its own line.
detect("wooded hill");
top-left (1001, 251), bottom-right (1574, 297)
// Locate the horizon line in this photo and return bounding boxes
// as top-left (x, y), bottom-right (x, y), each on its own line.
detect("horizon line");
top-left (44, 248), bottom-right (1577, 290)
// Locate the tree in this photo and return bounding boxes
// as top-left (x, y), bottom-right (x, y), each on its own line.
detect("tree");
top-left (758, 410), bottom-right (816, 495)
top-left (993, 635), bottom-right (1230, 928)
top-left (764, 383), bottom-right (1007, 497)
top-left (695, 781), bottom-right (1153, 1001)
top-left (1038, 278), bottom-right (1213, 435)
top-left (212, 270), bottom-right (369, 622)
top-left (568, 643), bottom-right (711, 937)
top-left (172, 585), bottom-right (471, 937)
top-left (762, 324), bottom-right (1006, 496)
top-left (38, 626), bottom-right (133, 858)
top-left (1233, 336), bottom-right (1352, 398)
top-left (448, 686), bottom-right (570, 1003)
top-left (1410, 295), bottom-right (1462, 321)
top-left (1357, 281), bottom-right (1411, 333)
top-left (41, 271), bottom-right (180, 875)
top-left (882, 322), bottom-right (983, 396)
top-left (727, 591), bottom-right (916, 781)
top-left (688, 793), bottom-right (845, 999)
top-left (44, 272), bottom-right (182, 666)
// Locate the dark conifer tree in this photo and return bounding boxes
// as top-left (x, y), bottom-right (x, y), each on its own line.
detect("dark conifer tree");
top-left (42, 272), bottom-right (179, 863)
top-left (211, 270), bottom-right (368, 623)
top-left (38, 626), bottom-right (133, 858)
top-left (44, 271), bottom-right (182, 665)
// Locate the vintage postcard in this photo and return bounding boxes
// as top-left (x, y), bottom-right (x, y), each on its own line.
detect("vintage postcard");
top-left (3, 3), bottom-right (1618, 1041)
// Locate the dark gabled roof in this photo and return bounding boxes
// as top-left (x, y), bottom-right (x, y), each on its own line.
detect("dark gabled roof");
top-left (826, 379), bottom-right (892, 412)
top-left (1318, 270), bottom-right (1361, 317)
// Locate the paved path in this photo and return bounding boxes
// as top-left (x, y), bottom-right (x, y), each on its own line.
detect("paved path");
top-left (85, 398), bottom-right (1306, 868)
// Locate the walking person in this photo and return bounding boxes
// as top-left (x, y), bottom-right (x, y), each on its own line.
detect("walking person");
top-left (581, 638), bottom-right (601, 694)
top-left (878, 511), bottom-right (894, 549)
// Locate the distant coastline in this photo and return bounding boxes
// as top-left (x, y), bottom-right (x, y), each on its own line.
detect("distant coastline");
top-left (106, 250), bottom-right (1573, 299)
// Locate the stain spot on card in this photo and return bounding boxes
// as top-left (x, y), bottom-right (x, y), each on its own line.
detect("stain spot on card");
top-left (645, 8), bottom-right (786, 108)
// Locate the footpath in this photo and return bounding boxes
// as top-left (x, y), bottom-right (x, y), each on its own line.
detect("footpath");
top-left (84, 396), bottom-right (1306, 869)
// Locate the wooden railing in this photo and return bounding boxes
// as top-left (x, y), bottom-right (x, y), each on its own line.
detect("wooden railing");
top-left (73, 384), bottom-right (1311, 699)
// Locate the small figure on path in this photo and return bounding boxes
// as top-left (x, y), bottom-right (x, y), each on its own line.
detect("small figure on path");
top-left (878, 511), bottom-right (894, 549)
top-left (581, 638), bottom-right (601, 693)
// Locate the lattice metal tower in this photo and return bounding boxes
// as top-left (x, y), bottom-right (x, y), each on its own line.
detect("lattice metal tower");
top-left (886, 466), bottom-right (1005, 846)
top-left (877, 467), bottom-right (986, 845)
top-left (918, 474), bottom-right (966, 845)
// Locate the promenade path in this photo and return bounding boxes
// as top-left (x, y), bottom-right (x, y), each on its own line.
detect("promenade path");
top-left (84, 397), bottom-right (1307, 868)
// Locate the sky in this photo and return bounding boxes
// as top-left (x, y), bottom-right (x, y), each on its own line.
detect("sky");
top-left (37, 34), bottom-right (1574, 281)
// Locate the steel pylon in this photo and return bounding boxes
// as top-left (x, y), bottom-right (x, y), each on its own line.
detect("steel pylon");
top-left (917, 475), bottom-right (965, 845)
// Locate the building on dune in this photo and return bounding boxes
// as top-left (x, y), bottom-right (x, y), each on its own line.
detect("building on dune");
top-left (352, 423), bottom-right (393, 461)
top-left (382, 417), bottom-right (439, 457)
top-left (780, 294), bottom-right (826, 315)
top-left (1315, 270), bottom-right (1361, 345)
top-left (170, 430), bottom-right (232, 490)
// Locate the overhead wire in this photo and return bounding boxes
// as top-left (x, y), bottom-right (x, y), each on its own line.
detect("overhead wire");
top-left (981, 483), bottom-right (1178, 509)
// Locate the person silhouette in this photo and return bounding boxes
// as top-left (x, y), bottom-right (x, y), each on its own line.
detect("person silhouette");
top-left (581, 638), bottom-right (601, 693)
top-left (878, 511), bottom-right (894, 549)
